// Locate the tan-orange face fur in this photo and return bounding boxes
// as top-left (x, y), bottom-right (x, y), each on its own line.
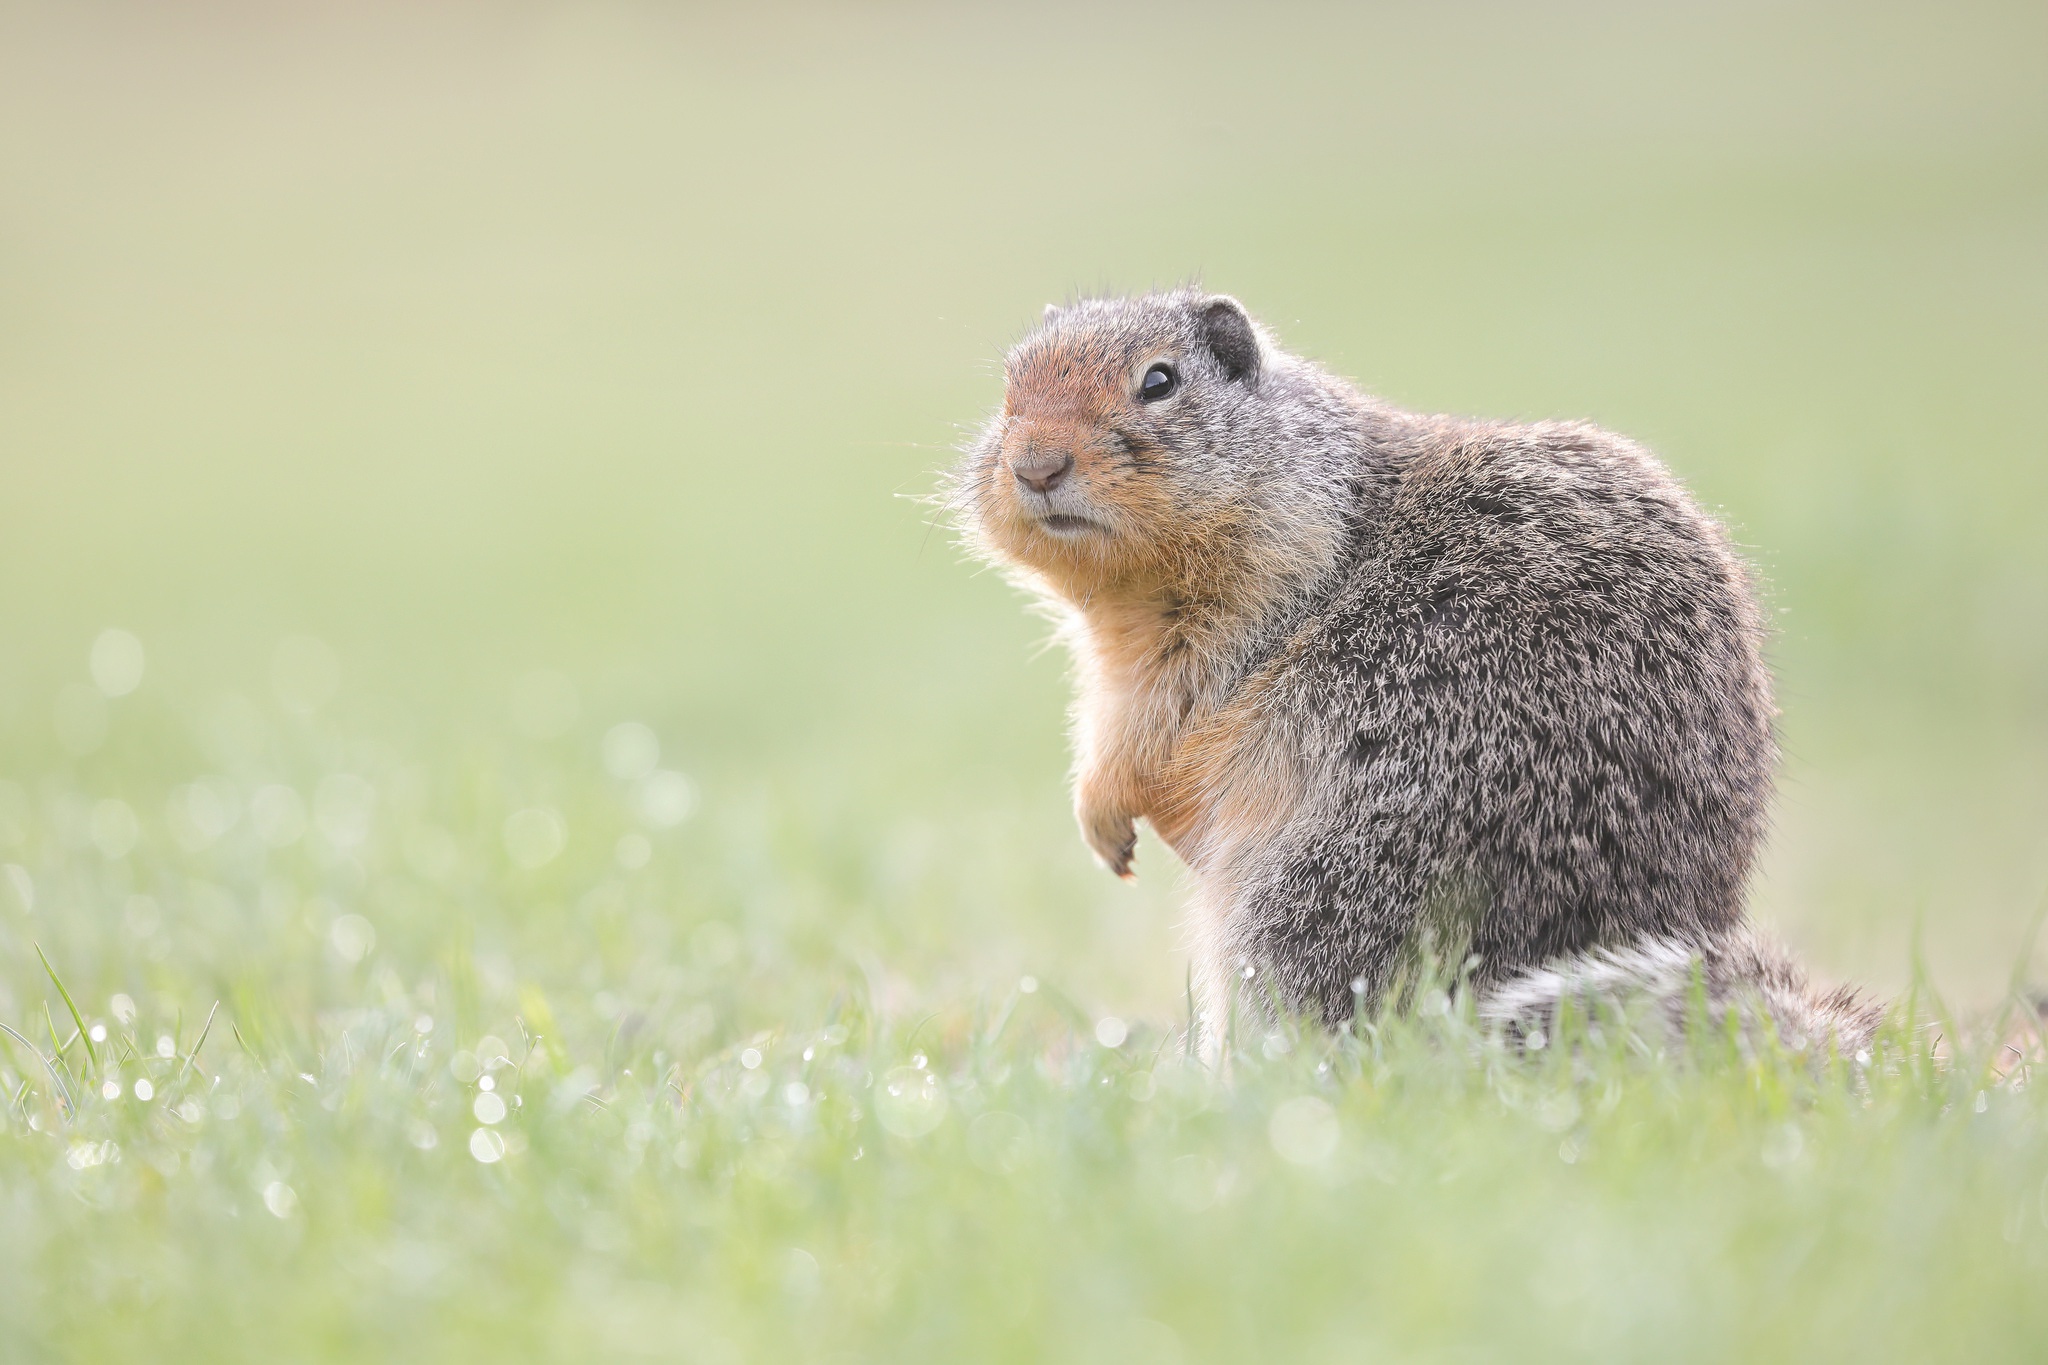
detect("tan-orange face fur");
top-left (970, 339), bottom-right (1187, 600)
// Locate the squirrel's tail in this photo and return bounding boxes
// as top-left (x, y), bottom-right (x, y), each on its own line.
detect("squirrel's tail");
top-left (1478, 927), bottom-right (1886, 1059)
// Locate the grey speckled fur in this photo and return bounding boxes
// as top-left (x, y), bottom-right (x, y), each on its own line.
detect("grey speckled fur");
top-left (952, 288), bottom-right (1881, 1056)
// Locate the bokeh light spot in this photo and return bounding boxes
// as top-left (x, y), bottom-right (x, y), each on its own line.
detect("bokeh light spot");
top-left (89, 799), bottom-right (139, 860)
top-left (314, 774), bottom-right (377, 848)
top-left (874, 1065), bottom-right (947, 1138)
top-left (615, 832), bottom-right (652, 869)
top-left (89, 629), bottom-right (146, 698)
top-left (262, 1181), bottom-right (297, 1218)
top-left (635, 770), bottom-right (696, 828)
top-left (249, 786), bottom-right (308, 846)
top-left (328, 914), bottom-right (376, 964)
top-left (502, 807), bottom-right (566, 869)
top-left (1269, 1096), bottom-right (1340, 1166)
top-left (601, 722), bottom-right (660, 781)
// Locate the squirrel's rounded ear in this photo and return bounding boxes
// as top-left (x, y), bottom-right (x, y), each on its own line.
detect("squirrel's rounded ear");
top-left (1042, 303), bottom-right (1064, 323)
top-left (1198, 296), bottom-right (1261, 385)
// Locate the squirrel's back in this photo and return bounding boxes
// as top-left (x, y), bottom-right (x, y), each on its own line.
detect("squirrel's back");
top-left (1235, 416), bottom-right (1777, 1022)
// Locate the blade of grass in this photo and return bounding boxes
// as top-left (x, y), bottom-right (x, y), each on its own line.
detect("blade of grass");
top-left (0, 1018), bottom-right (74, 1112)
top-left (180, 1001), bottom-right (220, 1079)
top-left (44, 1003), bottom-right (73, 1080)
top-left (36, 943), bottom-right (96, 1073)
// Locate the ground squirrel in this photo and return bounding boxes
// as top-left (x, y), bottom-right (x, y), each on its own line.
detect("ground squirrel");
top-left (952, 288), bottom-right (1881, 1055)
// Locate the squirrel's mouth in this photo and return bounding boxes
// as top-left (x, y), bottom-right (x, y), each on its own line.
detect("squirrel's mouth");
top-left (1036, 513), bottom-right (1108, 538)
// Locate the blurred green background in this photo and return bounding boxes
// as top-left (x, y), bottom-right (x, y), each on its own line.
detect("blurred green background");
top-left (2, 0), bottom-right (2043, 1010)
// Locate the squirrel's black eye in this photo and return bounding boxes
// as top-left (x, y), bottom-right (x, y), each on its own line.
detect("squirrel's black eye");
top-left (1139, 362), bottom-right (1178, 403)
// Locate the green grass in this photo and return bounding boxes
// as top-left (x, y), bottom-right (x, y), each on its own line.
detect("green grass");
top-left (2, 2), bottom-right (2046, 1359)
top-left (1, 679), bottom-right (2043, 1362)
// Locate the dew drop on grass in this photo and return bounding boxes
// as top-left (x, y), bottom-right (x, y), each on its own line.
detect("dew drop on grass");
top-left (155, 1035), bottom-right (175, 1058)
top-left (413, 1014), bottom-right (434, 1035)
top-left (67, 1141), bottom-right (117, 1170)
top-left (469, 1128), bottom-right (507, 1164)
top-left (1018, 976), bottom-right (1037, 994)
top-left (740, 1048), bottom-right (763, 1071)
top-left (88, 1024), bottom-right (107, 1044)
top-left (473, 1092), bottom-right (507, 1125)
top-left (478, 1075), bottom-right (495, 1092)
top-left (101, 1080), bottom-right (120, 1101)
top-left (263, 1181), bottom-right (298, 1218)
top-left (875, 1065), bottom-right (947, 1138)
top-left (449, 1051), bottom-right (481, 1084)
top-left (783, 1082), bottom-right (810, 1107)
top-left (133, 1078), bottom-right (154, 1102)
top-left (1095, 1017), bottom-right (1129, 1048)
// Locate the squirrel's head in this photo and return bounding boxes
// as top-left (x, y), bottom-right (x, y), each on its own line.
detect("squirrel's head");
top-left (957, 289), bottom-right (1272, 597)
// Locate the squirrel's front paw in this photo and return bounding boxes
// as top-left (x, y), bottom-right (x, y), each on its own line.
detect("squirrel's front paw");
top-left (1079, 805), bottom-right (1138, 880)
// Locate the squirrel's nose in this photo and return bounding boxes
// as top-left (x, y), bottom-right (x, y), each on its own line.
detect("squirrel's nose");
top-left (1011, 450), bottom-right (1074, 496)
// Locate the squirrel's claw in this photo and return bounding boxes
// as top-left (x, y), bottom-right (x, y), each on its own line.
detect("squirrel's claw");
top-left (1080, 807), bottom-right (1138, 880)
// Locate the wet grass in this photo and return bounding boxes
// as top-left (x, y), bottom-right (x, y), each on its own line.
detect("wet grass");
top-left (0, 693), bottom-right (2044, 1362)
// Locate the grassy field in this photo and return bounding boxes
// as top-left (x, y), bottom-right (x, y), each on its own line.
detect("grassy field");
top-left (2, 3), bottom-right (2046, 1359)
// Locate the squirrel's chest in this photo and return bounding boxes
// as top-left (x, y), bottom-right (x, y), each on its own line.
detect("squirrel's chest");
top-left (1139, 669), bottom-right (1304, 872)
